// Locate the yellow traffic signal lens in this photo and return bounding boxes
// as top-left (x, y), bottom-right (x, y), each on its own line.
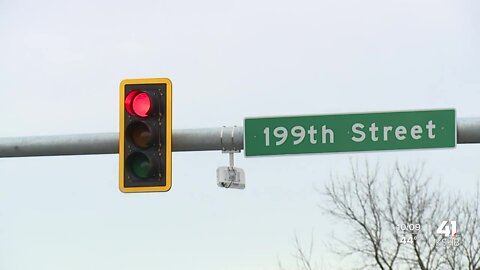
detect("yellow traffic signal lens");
top-left (127, 152), bottom-right (153, 179)
top-left (127, 121), bottom-right (153, 149)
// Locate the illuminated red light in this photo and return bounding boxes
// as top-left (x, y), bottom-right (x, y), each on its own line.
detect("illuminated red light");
top-left (132, 93), bottom-right (151, 117)
top-left (125, 91), bottom-right (151, 118)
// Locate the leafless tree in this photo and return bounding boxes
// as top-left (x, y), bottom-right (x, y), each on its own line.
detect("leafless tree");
top-left (449, 185), bottom-right (480, 270)
top-left (322, 160), bottom-right (479, 270)
top-left (278, 233), bottom-right (327, 270)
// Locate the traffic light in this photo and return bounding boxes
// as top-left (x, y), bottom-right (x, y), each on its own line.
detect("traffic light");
top-left (119, 78), bottom-right (172, 192)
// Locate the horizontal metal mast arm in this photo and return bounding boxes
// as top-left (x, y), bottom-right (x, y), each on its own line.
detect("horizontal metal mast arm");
top-left (173, 127), bottom-right (243, 151)
top-left (456, 117), bottom-right (480, 143)
top-left (0, 127), bottom-right (244, 158)
top-left (0, 133), bottom-right (119, 158)
top-left (0, 118), bottom-right (479, 158)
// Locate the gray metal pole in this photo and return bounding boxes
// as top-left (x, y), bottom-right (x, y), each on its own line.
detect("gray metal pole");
top-left (0, 126), bottom-right (243, 158)
top-left (456, 117), bottom-right (480, 143)
top-left (0, 118), bottom-right (479, 158)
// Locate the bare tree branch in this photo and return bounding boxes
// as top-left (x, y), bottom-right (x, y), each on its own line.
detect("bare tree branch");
top-left (321, 160), bottom-right (478, 270)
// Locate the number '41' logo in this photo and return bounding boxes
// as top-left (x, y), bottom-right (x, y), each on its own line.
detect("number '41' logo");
top-left (436, 220), bottom-right (458, 237)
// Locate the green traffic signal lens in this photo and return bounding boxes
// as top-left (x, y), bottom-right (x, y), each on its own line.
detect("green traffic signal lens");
top-left (127, 121), bottom-right (153, 149)
top-left (127, 152), bottom-right (153, 179)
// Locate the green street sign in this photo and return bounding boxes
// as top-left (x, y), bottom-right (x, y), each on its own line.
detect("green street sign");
top-left (244, 109), bottom-right (456, 157)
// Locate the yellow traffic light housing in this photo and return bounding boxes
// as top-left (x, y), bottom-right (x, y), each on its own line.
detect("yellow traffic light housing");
top-left (119, 78), bottom-right (172, 192)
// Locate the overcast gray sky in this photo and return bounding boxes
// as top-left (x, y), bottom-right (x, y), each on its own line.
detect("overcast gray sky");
top-left (1, 0), bottom-right (480, 269)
